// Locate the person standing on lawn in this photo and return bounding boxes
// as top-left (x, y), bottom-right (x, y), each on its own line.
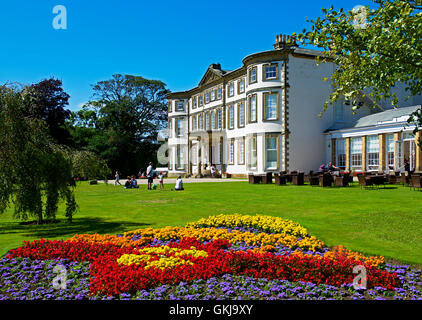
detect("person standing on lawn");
top-left (146, 162), bottom-right (154, 190)
top-left (158, 172), bottom-right (165, 190)
top-left (114, 171), bottom-right (121, 185)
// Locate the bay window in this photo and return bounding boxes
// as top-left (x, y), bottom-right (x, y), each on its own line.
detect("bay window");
top-left (263, 92), bottom-right (278, 120)
top-left (248, 94), bottom-right (257, 123)
top-left (265, 134), bottom-right (278, 170)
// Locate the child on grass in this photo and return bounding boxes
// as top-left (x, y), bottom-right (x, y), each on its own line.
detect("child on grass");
top-left (158, 172), bottom-right (165, 190)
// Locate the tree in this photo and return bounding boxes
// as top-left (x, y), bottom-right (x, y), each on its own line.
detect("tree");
top-left (296, 0), bottom-right (422, 136)
top-left (69, 74), bottom-right (169, 175)
top-left (71, 150), bottom-right (111, 181)
top-left (0, 85), bottom-right (77, 224)
top-left (25, 78), bottom-right (73, 146)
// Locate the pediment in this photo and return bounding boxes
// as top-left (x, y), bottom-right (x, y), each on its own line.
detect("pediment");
top-left (198, 68), bottom-right (223, 87)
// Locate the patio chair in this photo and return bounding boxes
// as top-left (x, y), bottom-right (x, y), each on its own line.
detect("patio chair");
top-left (410, 175), bottom-right (422, 191)
top-left (334, 172), bottom-right (350, 187)
top-left (357, 174), bottom-right (373, 189)
top-left (292, 171), bottom-right (304, 185)
top-left (248, 174), bottom-right (255, 184)
top-left (319, 173), bottom-right (333, 187)
top-left (261, 172), bottom-right (273, 184)
top-left (274, 173), bottom-right (286, 185)
top-left (309, 175), bottom-right (320, 186)
top-left (400, 173), bottom-right (409, 186)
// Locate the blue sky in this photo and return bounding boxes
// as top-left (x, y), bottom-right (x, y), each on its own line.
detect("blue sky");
top-left (0, 0), bottom-right (375, 111)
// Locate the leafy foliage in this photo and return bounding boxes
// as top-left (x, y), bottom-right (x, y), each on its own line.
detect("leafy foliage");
top-left (68, 74), bottom-right (169, 175)
top-left (295, 0), bottom-right (422, 135)
top-left (0, 86), bottom-right (77, 224)
top-left (71, 150), bottom-right (111, 181)
top-left (24, 78), bottom-right (73, 146)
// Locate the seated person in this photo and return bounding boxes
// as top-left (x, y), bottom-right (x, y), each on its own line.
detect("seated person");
top-left (319, 164), bottom-right (327, 172)
top-left (131, 175), bottom-right (139, 188)
top-left (327, 162), bottom-right (340, 176)
top-left (174, 176), bottom-right (184, 191)
top-left (210, 165), bottom-right (216, 178)
top-left (124, 176), bottom-right (133, 189)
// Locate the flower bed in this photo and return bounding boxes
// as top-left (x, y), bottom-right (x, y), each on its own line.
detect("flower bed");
top-left (1, 214), bottom-right (421, 300)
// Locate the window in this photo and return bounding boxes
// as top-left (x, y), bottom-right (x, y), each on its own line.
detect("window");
top-left (205, 112), bottom-right (210, 131)
top-left (168, 101), bottom-right (172, 112)
top-left (249, 135), bottom-right (257, 169)
top-left (228, 106), bottom-right (234, 129)
top-left (238, 78), bottom-right (245, 93)
top-left (176, 101), bottom-right (184, 111)
top-left (211, 90), bottom-right (215, 101)
top-left (168, 119), bottom-right (172, 138)
top-left (367, 135), bottom-right (379, 171)
top-left (228, 83), bottom-right (234, 97)
top-left (336, 139), bottom-right (346, 168)
top-left (199, 96), bottom-right (203, 107)
top-left (193, 97), bottom-right (197, 109)
top-left (263, 92), bottom-right (278, 120)
top-left (205, 92), bottom-right (210, 104)
top-left (335, 100), bottom-right (344, 122)
top-left (176, 145), bottom-right (183, 170)
top-left (265, 135), bottom-right (278, 170)
top-left (249, 67), bottom-right (257, 84)
top-left (238, 102), bottom-right (245, 127)
top-left (350, 137), bottom-right (362, 169)
top-left (229, 139), bottom-right (235, 164)
top-left (211, 111), bottom-right (216, 130)
top-left (192, 115), bottom-right (197, 131)
top-left (238, 137), bottom-right (245, 165)
top-left (198, 114), bottom-right (203, 130)
top-left (386, 134), bottom-right (395, 169)
top-left (217, 109), bottom-right (222, 129)
top-left (248, 94), bottom-right (257, 123)
top-left (263, 64), bottom-right (278, 80)
top-left (176, 119), bottom-right (183, 137)
top-left (217, 87), bottom-right (222, 100)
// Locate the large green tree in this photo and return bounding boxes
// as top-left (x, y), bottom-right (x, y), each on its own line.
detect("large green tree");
top-left (69, 74), bottom-right (169, 175)
top-left (0, 86), bottom-right (77, 224)
top-left (24, 78), bottom-right (73, 146)
top-left (296, 0), bottom-right (422, 134)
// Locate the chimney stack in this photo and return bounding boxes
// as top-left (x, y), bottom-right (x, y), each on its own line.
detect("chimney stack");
top-left (273, 34), bottom-right (297, 50)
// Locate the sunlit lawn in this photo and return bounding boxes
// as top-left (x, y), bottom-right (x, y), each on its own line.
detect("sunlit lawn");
top-left (0, 181), bottom-right (421, 266)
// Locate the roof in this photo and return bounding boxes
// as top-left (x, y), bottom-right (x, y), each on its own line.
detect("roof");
top-left (325, 105), bottom-right (421, 133)
top-left (352, 105), bottom-right (420, 128)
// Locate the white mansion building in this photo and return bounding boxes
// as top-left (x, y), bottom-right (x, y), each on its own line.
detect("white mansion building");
top-left (166, 35), bottom-right (422, 177)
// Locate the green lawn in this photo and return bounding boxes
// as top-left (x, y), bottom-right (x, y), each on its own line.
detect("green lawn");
top-left (1, 181), bottom-right (421, 266)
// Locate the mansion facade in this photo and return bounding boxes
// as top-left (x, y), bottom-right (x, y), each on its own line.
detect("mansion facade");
top-left (166, 35), bottom-right (422, 177)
